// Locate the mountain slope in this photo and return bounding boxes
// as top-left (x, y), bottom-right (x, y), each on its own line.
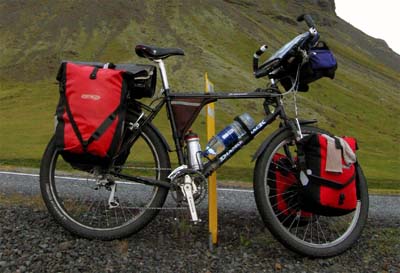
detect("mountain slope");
top-left (0, 0), bottom-right (399, 188)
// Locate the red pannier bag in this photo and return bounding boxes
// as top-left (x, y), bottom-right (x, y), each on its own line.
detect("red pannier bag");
top-left (55, 62), bottom-right (128, 168)
top-left (297, 134), bottom-right (358, 216)
top-left (268, 153), bottom-right (313, 226)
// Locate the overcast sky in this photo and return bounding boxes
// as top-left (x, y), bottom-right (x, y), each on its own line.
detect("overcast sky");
top-left (335, 0), bottom-right (400, 55)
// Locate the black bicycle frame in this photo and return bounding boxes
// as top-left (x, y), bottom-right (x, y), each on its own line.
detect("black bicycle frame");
top-left (120, 86), bottom-right (291, 187)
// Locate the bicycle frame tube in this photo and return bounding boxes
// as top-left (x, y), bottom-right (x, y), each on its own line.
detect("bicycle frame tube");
top-left (116, 89), bottom-right (287, 188)
top-left (153, 59), bottom-right (187, 163)
top-left (169, 91), bottom-right (277, 100)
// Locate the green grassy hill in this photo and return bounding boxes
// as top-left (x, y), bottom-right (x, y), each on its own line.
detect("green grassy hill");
top-left (1, 0), bottom-right (399, 190)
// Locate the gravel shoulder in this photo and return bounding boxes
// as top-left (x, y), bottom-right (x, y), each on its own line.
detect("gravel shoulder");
top-left (0, 199), bottom-right (399, 273)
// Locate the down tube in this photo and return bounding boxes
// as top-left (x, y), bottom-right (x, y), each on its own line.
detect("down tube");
top-left (202, 110), bottom-right (279, 176)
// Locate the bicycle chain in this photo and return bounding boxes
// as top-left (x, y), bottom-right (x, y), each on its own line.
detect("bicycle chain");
top-left (118, 166), bottom-right (173, 171)
top-left (115, 166), bottom-right (203, 211)
top-left (122, 206), bottom-right (187, 210)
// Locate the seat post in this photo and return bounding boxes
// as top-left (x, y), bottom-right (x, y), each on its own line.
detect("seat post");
top-left (153, 59), bottom-right (185, 164)
top-left (154, 59), bottom-right (169, 91)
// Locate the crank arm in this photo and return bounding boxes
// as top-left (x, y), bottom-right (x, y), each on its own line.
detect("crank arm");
top-left (110, 172), bottom-right (171, 189)
top-left (181, 175), bottom-right (199, 222)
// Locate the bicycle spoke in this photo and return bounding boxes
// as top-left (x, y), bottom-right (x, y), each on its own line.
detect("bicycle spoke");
top-left (268, 189), bottom-right (298, 198)
top-left (267, 177), bottom-right (298, 187)
top-left (104, 201), bottom-right (110, 228)
top-left (287, 213), bottom-right (299, 230)
top-left (302, 219), bottom-right (310, 241)
top-left (275, 202), bottom-right (300, 217)
top-left (316, 217), bottom-right (328, 243)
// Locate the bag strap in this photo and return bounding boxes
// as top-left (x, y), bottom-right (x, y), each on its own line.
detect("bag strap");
top-left (63, 93), bottom-right (121, 152)
top-left (89, 67), bottom-right (99, 79)
top-left (307, 173), bottom-right (356, 189)
top-left (63, 95), bottom-right (87, 151)
top-left (84, 106), bottom-right (121, 147)
top-left (296, 142), bottom-right (307, 171)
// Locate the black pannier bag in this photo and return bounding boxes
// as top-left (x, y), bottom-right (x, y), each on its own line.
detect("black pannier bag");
top-left (281, 41), bottom-right (337, 92)
top-left (297, 133), bottom-right (358, 216)
top-left (113, 63), bottom-right (157, 99)
top-left (55, 61), bottom-right (156, 170)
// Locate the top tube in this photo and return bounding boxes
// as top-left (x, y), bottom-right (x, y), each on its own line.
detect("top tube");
top-left (167, 90), bottom-right (280, 100)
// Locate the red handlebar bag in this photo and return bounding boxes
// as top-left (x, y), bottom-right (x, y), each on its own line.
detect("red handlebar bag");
top-left (297, 134), bottom-right (358, 216)
top-left (55, 62), bottom-right (127, 169)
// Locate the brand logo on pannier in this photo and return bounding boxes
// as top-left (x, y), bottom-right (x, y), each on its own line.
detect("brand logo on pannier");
top-left (81, 94), bottom-right (101, 101)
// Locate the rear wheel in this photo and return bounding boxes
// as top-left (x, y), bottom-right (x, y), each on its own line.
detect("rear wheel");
top-left (253, 126), bottom-right (369, 257)
top-left (40, 124), bottom-right (170, 240)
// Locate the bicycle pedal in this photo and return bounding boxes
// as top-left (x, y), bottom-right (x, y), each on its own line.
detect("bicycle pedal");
top-left (191, 218), bottom-right (202, 224)
top-left (109, 199), bottom-right (120, 209)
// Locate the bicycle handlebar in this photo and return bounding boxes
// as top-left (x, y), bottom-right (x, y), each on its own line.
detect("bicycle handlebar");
top-left (297, 14), bottom-right (315, 29)
top-left (252, 14), bottom-right (318, 79)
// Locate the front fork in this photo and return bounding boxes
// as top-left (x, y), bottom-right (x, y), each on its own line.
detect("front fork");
top-left (286, 118), bottom-right (304, 141)
top-left (285, 118), bottom-right (312, 185)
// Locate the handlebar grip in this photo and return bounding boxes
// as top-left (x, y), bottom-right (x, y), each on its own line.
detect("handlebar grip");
top-left (255, 45), bottom-right (268, 56)
top-left (297, 14), bottom-right (315, 28)
top-left (253, 44), bottom-right (268, 73)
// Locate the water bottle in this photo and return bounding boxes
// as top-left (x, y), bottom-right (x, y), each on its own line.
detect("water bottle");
top-left (185, 131), bottom-right (203, 170)
top-left (203, 113), bottom-right (256, 157)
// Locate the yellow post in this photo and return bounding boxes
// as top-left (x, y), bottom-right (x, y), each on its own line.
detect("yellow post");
top-left (205, 72), bottom-right (218, 247)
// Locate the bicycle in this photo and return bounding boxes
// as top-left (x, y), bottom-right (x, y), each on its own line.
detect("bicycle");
top-left (40, 14), bottom-right (369, 257)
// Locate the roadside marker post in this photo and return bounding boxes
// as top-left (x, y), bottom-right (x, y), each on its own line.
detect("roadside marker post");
top-left (205, 72), bottom-right (218, 248)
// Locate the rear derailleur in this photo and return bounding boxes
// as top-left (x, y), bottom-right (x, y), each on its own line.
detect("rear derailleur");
top-left (93, 169), bottom-right (120, 209)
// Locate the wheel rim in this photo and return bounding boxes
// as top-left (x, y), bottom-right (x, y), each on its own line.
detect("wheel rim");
top-left (264, 138), bottom-right (362, 248)
top-left (48, 132), bottom-right (165, 231)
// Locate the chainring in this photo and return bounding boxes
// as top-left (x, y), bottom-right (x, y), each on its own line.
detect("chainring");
top-left (170, 169), bottom-right (207, 206)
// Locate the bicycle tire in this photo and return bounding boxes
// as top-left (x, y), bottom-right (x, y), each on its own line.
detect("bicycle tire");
top-left (253, 126), bottom-right (369, 257)
top-left (40, 123), bottom-right (170, 240)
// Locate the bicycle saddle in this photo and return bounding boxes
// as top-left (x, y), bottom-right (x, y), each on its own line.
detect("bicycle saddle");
top-left (135, 44), bottom-right (185, 60)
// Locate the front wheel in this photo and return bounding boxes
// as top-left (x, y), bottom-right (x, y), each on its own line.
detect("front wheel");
top-left (40, 124), bottom-right (171, 240)
top-left (253, 126), bottom-right (369, 257)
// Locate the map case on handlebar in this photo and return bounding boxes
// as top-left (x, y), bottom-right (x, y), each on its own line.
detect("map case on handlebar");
top-left (261, 32), bottom-right (310, 67)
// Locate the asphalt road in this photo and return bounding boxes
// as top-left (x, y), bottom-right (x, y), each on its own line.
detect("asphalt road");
top-left (0, 170), bottom-right (399, 222)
